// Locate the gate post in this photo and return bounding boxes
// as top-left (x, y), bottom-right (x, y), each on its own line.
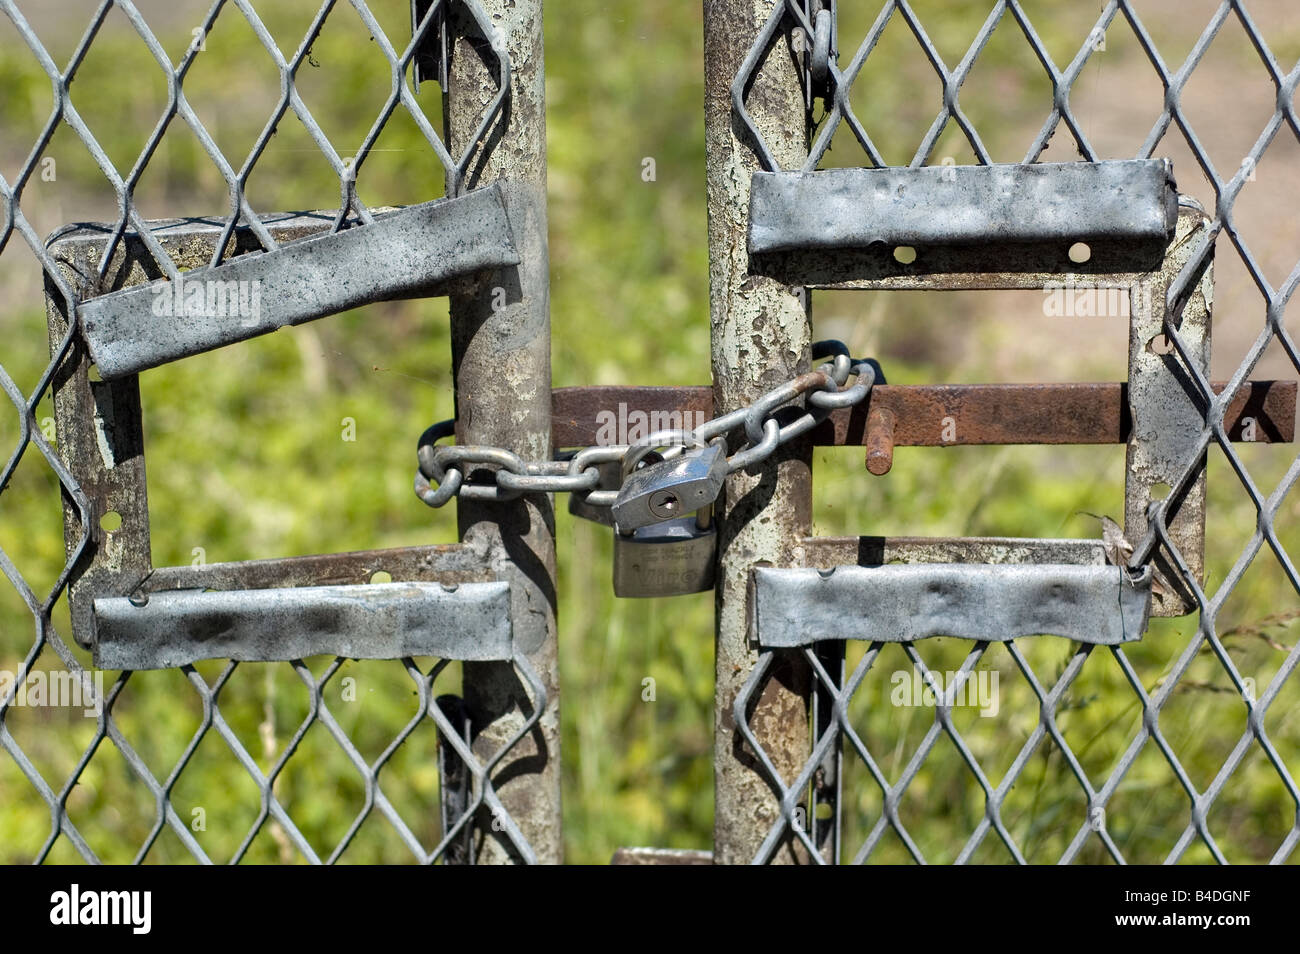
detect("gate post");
top-left (444, 0), bottom-right (561, 863)
top-left (702, 0), bottom-right (815, 864)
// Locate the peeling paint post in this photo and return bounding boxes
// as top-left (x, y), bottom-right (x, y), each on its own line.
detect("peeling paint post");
top-left (703, 0), bottom-right (816, 864)
top-left (445, 0), bottom-right (562, 863)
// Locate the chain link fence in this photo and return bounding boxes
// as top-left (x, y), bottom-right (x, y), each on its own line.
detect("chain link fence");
top-left (2, 0), bottom-right (1298, 864)
top-left (723, 0), bottom-right (1300, 864)
top-left (0, 0), bottom-right (551, 864)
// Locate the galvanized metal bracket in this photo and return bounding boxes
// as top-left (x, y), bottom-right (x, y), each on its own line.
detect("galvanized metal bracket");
top-left (748, 159), bottom-right (1177, 256)
top-left (741, 163), bottom-right (1211, 622)
top-left (751, 563), bottom-right (1152, 648)
top-left (79, 186), bottom-right (519, 379)
top-left (46, 200), bottom-right (520, 664)
top-left (94, 580), bottom-right (514, 671)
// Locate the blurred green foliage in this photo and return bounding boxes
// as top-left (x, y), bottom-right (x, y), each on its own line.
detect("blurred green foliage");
top-left (0, 0), bottom-right (1297, 864)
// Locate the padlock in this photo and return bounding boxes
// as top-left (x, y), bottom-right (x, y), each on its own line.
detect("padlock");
top-left (612, 440), bottom-right (724, 597)
top-left (613, 506), bottom-right (717, 597)
top-left (611, 441), bottom-right (727, 531)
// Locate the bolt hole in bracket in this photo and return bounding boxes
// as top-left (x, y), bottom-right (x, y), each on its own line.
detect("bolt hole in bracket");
top-left (745, 157), bottom-right (1228, 636)
top-left (47, 186), bottom-right (520, 668)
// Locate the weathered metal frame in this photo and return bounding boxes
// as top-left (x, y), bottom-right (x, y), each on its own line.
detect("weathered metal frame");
top-left (2, 0), bottom-right (1298, 869)
top-left (752, 202), bottom-right (1215, 619)
top-left (45, 214), bottom-right (509, 662)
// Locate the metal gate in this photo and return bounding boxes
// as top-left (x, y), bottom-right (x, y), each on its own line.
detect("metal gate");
top-left (1, 0), bottom-right (1298, 864)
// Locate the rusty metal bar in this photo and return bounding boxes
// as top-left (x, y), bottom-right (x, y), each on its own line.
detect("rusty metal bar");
top-left (864, 406), bottom-right (896, 474)
top-left (444, 0), bottom-right (561, 864)
top-left (551, 381), bottom-right (1296, 448)
top-left (705, 0), bottom-right (817, 865)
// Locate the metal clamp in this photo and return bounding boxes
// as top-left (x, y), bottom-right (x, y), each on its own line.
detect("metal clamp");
top-left (748, 159), bottom-right (1178, 255)
top-left (94, 580), bottom-right (515, 671)
top-left (80, 186), bottom-right (519, 379)
top-left (48, 206), bottom-right (521, 659)
top-left (741, 187), bottom-right (1214, 620)
top-left (751, 563), bottom-right (1153, 648)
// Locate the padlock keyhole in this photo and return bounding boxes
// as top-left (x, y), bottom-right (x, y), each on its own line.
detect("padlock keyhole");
top-left (649, 490), bottom-right (680, 518)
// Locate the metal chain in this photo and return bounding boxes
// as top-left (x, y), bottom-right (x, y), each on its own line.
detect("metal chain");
top-left (415, 341), bottom-right (884, 512)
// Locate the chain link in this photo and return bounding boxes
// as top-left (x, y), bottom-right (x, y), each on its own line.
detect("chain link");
top-left (415, 341), bottom-right (884, 513)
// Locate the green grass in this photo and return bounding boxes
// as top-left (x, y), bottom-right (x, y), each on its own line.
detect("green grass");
top-left (0, 0), bottom-right (1297, 864)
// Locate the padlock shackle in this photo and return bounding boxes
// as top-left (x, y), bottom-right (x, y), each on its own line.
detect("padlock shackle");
top-left (620, 429), bottom-right (710, 480)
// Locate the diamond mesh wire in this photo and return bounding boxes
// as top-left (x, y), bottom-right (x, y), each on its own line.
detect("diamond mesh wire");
top-left (735, 0), bottom-right (1300, 864)
top-left (6, 0), bottom-right (1300, 867)
top-left (0, 0), bottom-right (538, 864)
